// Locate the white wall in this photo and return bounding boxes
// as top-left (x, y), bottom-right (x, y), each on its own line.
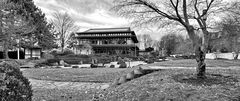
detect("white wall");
top-left (25, 49), bottom-right (41, 59)
top-left (206, 52), bottom-right (240, 60)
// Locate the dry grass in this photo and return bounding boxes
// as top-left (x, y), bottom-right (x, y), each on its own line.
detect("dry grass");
top-left (22, 59), bottom-right (240, 100)
top-left (98, 69), bottom-right (240, 101)
top-left (148, 59), bottom-right (240, 67)
top-left (32, 87), bottom-right (98, 101)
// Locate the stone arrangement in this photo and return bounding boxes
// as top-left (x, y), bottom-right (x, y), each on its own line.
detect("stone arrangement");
top-left (111, 67), bottom-right (160, 86)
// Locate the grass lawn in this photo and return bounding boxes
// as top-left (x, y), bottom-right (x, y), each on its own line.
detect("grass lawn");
top-left (21, 59), bottom-right (240, 100)
top-left (148, 59), bottom-right (240, 67)
top-left (22, 68), bottom-right (136, 83)
top-left (99, 69), bottom-right (240, 101)
top-left (22, 68), bottom-right (137, 100)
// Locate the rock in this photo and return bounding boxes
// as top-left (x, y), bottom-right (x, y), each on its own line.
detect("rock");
top-left (90, 64), bottom-right (98, 68)
top-left (118, 75), bottom-right (127, 84)
top-left (51, 62), bottom-right (59, 66)
top-left (138, 67), bottom-right (145, 74)
top-left (112, 78), bottom-right (120, 86)
top-left (133, 68), bottom-right (144, 78)
top-left (134, 68), bottom-right (144, 75)
top-left (20, 62), bottom-right (36, 68)
top-left (64, 63), bottom-right (71, 67)
top-left (110, 65), bottom-right (115, 68)
top-left (126, 71), bottom-right (135, 80)
top-left (79, 61), bottom-right (83, 64)
top-left (72, 65), bottom-right (79, 68)
top-left (59, 60), bottom-right (65, 66)
top-left (119, 62), bottom-right (127, 68)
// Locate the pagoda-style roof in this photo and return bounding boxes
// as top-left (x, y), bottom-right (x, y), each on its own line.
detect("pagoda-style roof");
top-left (21, 44), bottom-right (42, 49)
top-left (75, 27), bottom-right (138, 43)
top-left (84, 27), bottom-right (131, 33)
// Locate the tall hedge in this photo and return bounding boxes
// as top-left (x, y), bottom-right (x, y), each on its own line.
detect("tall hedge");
top-left (0, 61), bottom-right (32, 101)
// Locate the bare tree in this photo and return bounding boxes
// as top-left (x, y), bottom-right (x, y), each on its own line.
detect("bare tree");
top-left (142, 34), bottom-right (154, 48)
top-left (51, 12), bottom-right (79, 52)
top-left (218, 15), bottom-right (240, 59)
top-left (114, 0), bottom-right (240, 78)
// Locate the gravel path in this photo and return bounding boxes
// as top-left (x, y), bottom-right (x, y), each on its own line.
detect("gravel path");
top-left (143, 66), bottom-right (240, 70)
top-left (29, 79), bottom-right (110, 90)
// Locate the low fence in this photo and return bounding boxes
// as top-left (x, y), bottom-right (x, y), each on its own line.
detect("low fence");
top-left (206, 53), bottom-right (240, 60)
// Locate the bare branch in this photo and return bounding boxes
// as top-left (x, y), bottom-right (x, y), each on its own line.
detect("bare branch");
top-left (183, 0), bottom-right (189, 25)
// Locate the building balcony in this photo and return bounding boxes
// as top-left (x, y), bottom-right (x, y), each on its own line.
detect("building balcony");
top-left (90, 44), bottom-right (137, 48)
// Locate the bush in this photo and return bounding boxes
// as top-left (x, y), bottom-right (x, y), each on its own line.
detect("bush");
top-left (90, 64), bottom-right (98, 68)
top-left (34, 58), bottom-right (60, 67)
top-left (119, 62), bottom-right (127, 68)
top-left (57, 54), bottom-right (92, 64)
top-left (72, 66), bottom-right (79, 68)
top-left (49, 50), bottom-right (59, 57)
top-left (46, 58), bottom-right (60, 65)
top-left (49, 49), bottom-right (74, 57)
top-left (0, 62), bottom-right (32, 101)
top-left (60, 49), bottom-right (74, 56)
top-left (42, 52), bottom-right (54, 59)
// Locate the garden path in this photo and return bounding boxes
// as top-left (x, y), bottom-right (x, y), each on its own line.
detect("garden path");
top-left (29, 79), bottom-right (110, 90)
top-left (143, 66), bottom-right (240, 70)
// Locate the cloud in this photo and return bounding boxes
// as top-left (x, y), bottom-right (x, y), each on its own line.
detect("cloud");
top-left (33, 0), bottom-right (128, 30)
top-left (33, 0), bottom-right (167, 40)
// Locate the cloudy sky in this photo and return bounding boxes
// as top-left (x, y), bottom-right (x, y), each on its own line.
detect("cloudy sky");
top-left (33, 0), bottom-right (169, 40)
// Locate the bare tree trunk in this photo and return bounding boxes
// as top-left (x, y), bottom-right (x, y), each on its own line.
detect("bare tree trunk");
top-left (188, 26), bottom-right (206, 78)
top-left (3, 41), bottom-right (9, 59)
top-left (61, 38), bottom-right (64, 52)
top-left (195, 46), bottom-right (206, 78)
top-left (234, 53), bottom-right (239, 60)
top-left (233, 36), bottom-right (239, 60)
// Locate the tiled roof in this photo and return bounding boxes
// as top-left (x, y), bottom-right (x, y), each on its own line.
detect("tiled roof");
top-left (84, 27), bottom-right (131, 33)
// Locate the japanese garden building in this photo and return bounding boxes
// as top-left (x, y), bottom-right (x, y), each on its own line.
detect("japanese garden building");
top-left (74, 27), bottom-right (139, 56)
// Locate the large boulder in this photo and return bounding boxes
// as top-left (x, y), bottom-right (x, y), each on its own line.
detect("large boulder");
top-left (126, 71), bottom-right (135, 80)
top-left (133, 68), bottom-right (144, 78)
top-left (59, 60), bottom-right (70, 67)
top-left (112, 78), bottom-right (120, 86)
top-left (59, 60), bottom-right (65, 66)
top-left (118, 75), bottom-right (127, 84)
top-left (20, 62), bottom-right (36, 68)
top-left (118, 62), bottom-right (127, 68)
top-left (72, 65), bottom-right (79, 68)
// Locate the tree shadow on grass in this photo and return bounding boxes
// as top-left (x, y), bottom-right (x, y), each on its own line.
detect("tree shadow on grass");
top-left (172, 73), bottom-right (239, 86)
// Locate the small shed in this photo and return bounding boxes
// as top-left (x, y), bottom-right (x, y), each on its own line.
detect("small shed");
top-left (23, 45), bottom-right (42, 59)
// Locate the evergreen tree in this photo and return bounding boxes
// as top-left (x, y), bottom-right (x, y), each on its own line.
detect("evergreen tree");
top-left (0, 0), bottom-right (56, 59)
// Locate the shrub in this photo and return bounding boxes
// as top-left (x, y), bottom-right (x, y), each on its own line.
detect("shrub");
top-left (49, 49), bottom-right (74, 57)
top-left (34, 58), bottom-right (60, 67)
top-left (46, 58), bottom-right (60, 64)
top-left (110, 65), bottom-right (115, 68)
top-left (65, 54), bottom-right (89, 58)
top-left (0, 62), bottom-right (32, 101)
top-left (119, 62), bottom-right (127, 68)
top-left (42, 52), bottom-right (54, 59)
top-left (72, 66), bottom-right (79, 68)
top-left (60, 49), bottom-right (74, 56)
top-left (49, 50), bottom-right (59, 57)
top-left (90, 64), bottom-right (98, 68)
